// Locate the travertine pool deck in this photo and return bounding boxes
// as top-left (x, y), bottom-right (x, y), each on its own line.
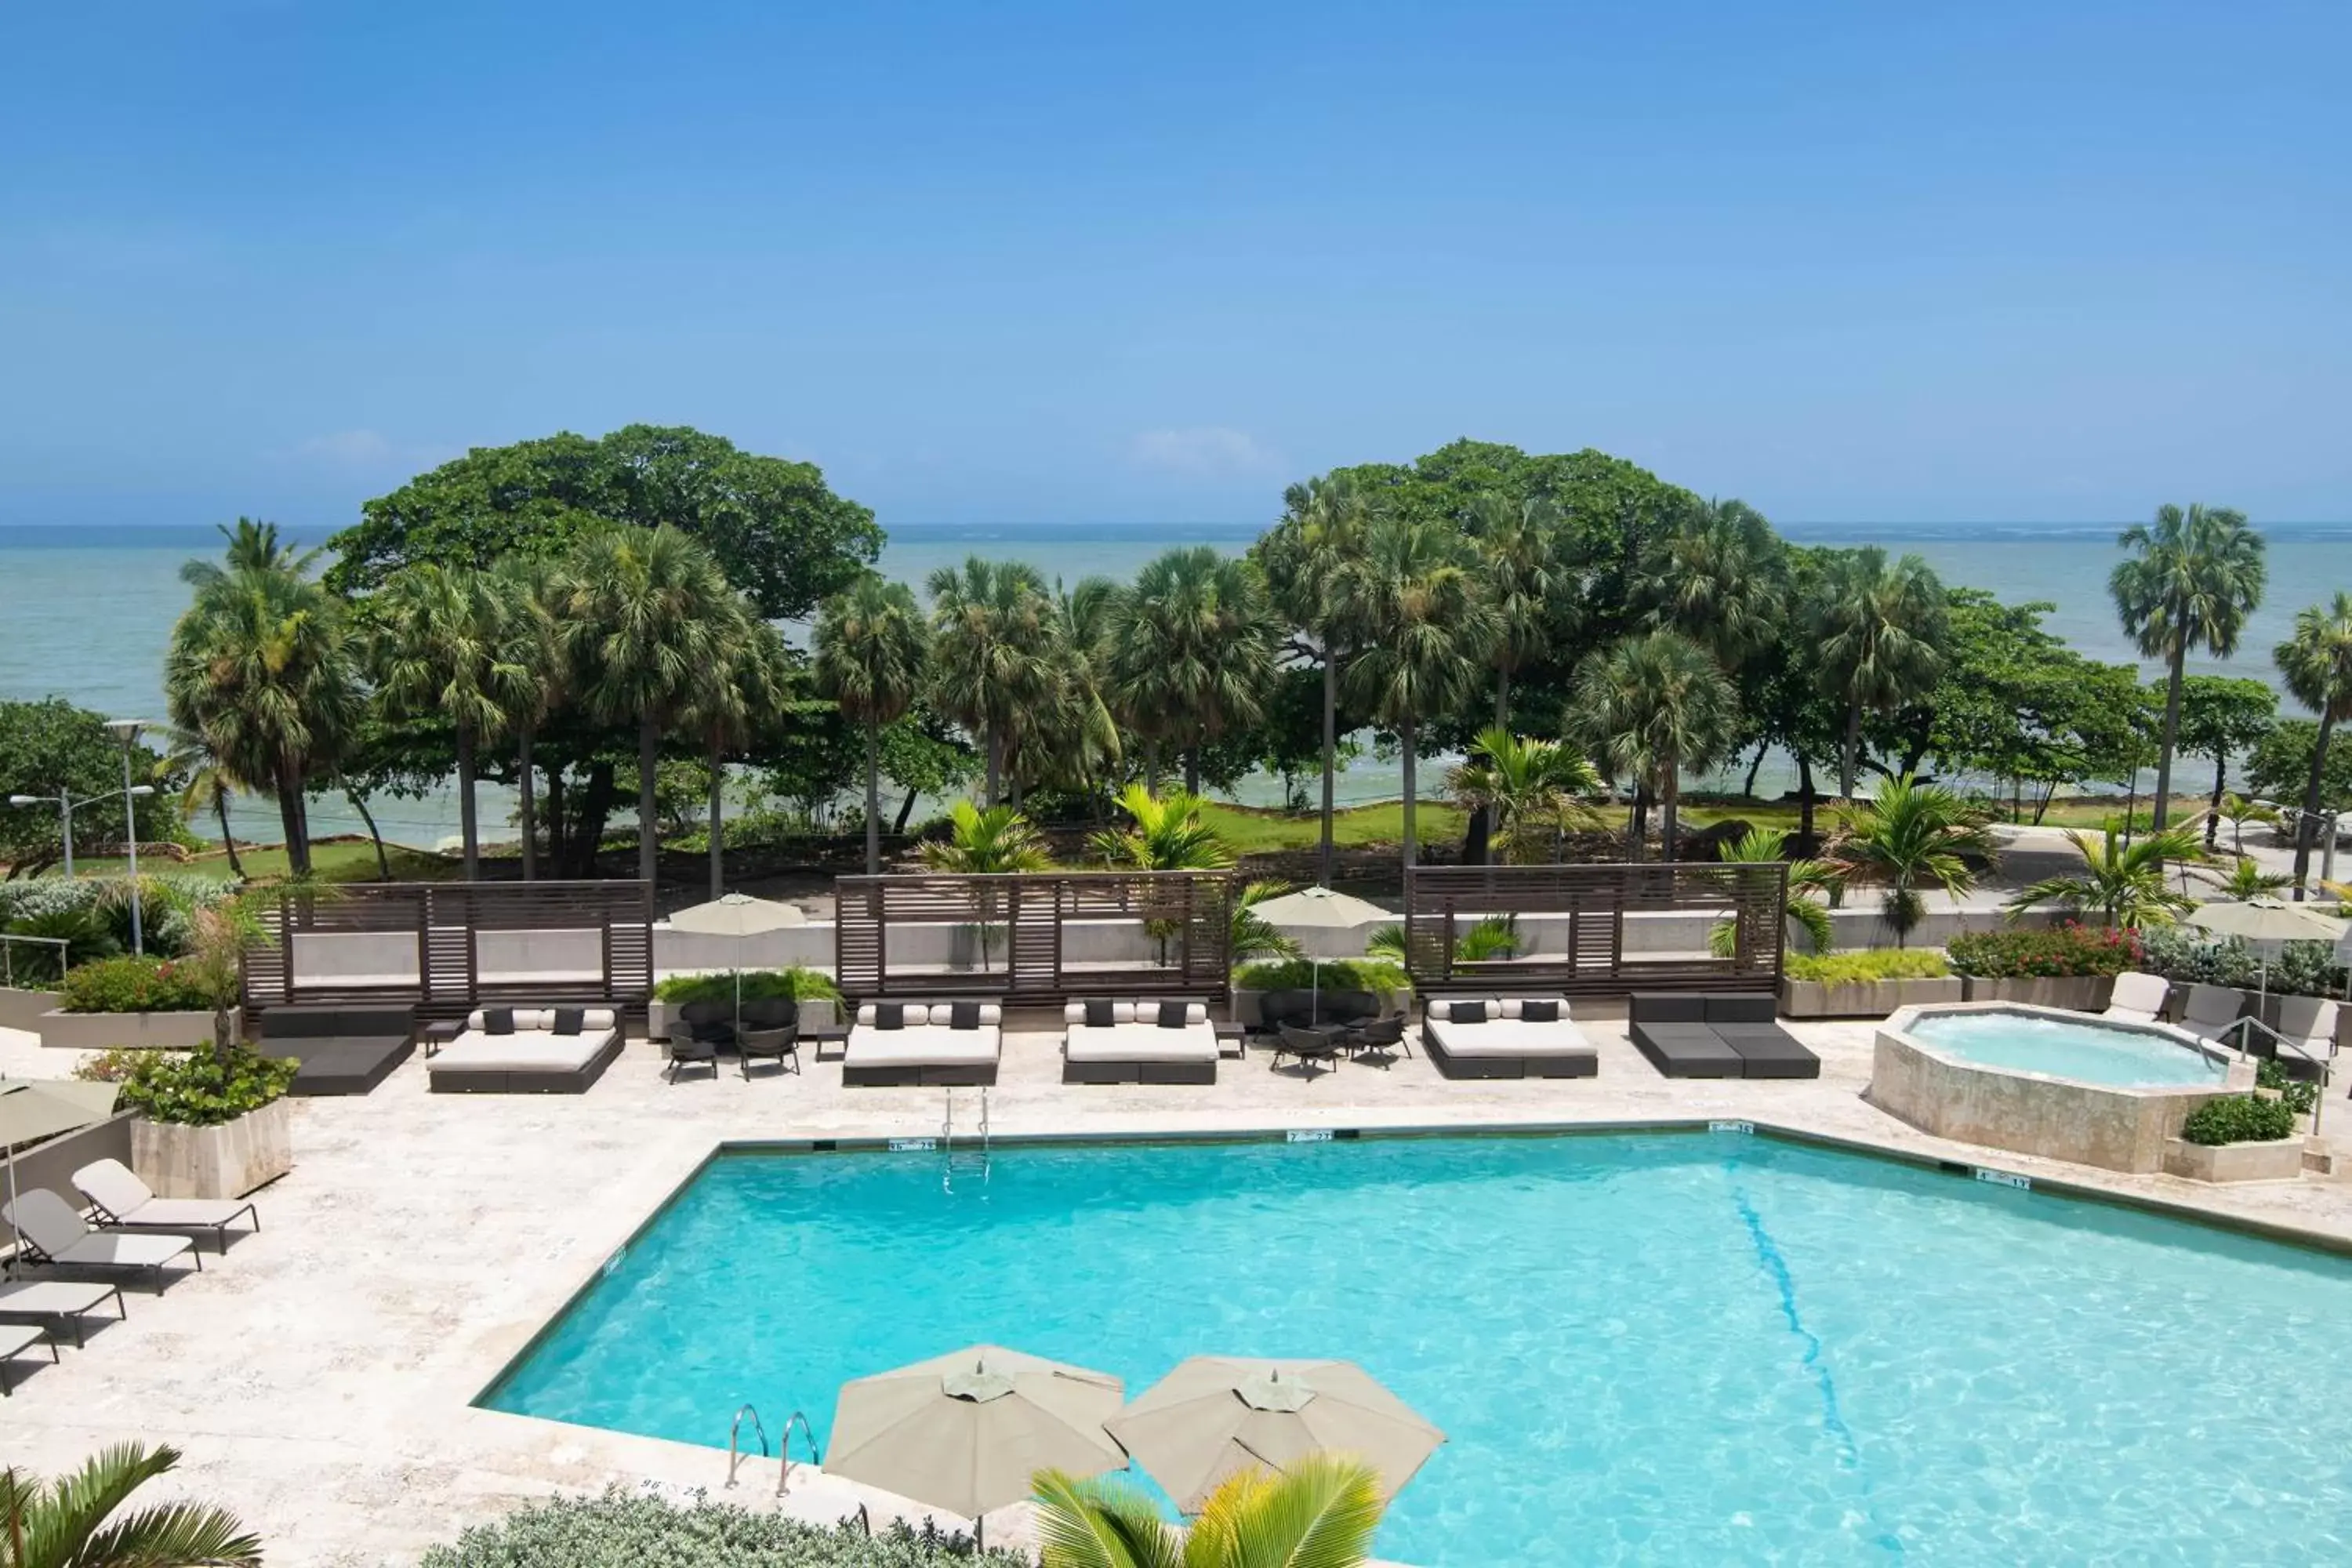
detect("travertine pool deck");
top-left (5, 1014), bottom-right (2350, 1565)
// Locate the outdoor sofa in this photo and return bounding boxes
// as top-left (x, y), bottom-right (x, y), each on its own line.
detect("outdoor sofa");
top-left (427, 1006), bottom-right (622, 1094)
top-left (844, 1002), bottom-right (1000, 1086)
top-left (2, 1189), bottom-right (198, 1290)
top-left (1062, 1000), bottom-right (1219, 1083)
top-left (1629, 993), bottom-right (1820, 1080)
top-left (73, 1158), bottom-right (259, 1254)
top-left (1421, 996), bottom-right (1599, 1080)
top-left (257, 1004), bottom-right (416, 1095)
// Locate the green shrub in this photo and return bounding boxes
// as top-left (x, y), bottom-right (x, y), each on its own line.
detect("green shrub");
top-left (1232, 956), bottom-right (1409, 994)
top-left (418, 1490), bottom-right (1023, 1568)
top-left (107, 1046), bottom-right (296, 1127)
top-left (2136, 925), bottom-right (2347, 1000)
top-left (2256, 1057), bottom-right (2321, 1116)
top-left (652, 967), bottom-right (841, 1005)
top-left (1784, 949), bottom-right (1951, 985)
top-left (2180, 1094), bottom-right (2297, 1147)
top-left (1946, 924), bottom-right (2141, 979)
top-left (57, 954), bottom-right (217, 1013)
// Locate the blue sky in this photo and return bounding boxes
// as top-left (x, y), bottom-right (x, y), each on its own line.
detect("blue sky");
top-left (2, 1), bottom-right (2345, 532)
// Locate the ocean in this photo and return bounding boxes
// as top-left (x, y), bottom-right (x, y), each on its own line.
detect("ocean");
top-left (3, 521), bottom-right (2345, 846)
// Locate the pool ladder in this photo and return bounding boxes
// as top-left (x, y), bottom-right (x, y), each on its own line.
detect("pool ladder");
top-left (727, 1403), bottom-right (822, 1497)
top-left (942, 1086), bottom-right (991, 1192)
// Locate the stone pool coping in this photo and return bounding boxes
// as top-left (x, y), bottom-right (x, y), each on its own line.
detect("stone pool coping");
top-left (5, 1014), bottom-right (2350, 1565)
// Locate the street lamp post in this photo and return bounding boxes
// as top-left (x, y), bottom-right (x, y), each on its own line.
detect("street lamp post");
top-left (7, 791), bottom-right (79, 877)
top-left (104, 719), bottom-right (154, 956)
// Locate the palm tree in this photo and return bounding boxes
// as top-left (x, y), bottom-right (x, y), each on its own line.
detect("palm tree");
top-left (554, 526), bottom-right (747, 887)
top-left (1339, 515), bottom-right (1500, 867)
top-left (165, 519), bottom-right (363, 876)
top-left (157, 724), bottom-right (245, 880)
top-left (0, 1441), bottom-right (262, 1567)
top-left (2216, 855), bottom-right (2292, 900)
top-left (1252, 477), bottom-right (1378, 888)
top-left (1103, 549), bottom-right (1276, 791)
top-left (1445, 728), bottom-right (1603, 864)
top-left (1640, 497), bottom-right (1787, 671)
top-left (1822, 774), bottom-right (1996, 946)
top-left (2005, 822), bottom-right (2205, 927)
top-left (679, 619), bottom-right (789, 898)
top-left (1464, 493), bottom-right (1560, 729)
top-left (815, 577), bottom-right (931, 873)
top-left (1574, 631), bottom-right (1740, 862)
top-left (2109, 503), bottom-right (2267, 829)
top-left (489, 555), bottom-right (567, 880)
top-left (1088, 783), bottom-right (1234, 870)
top-left (925, 558), bottom-right (1060, 805)
top-left (1229, 880), bottom-right (1301, 965)
top-left (369, 563), bottom-right (536, 880)
top-left (2216, 792), bottom-right (2275, 857)
top-left (919, 799), bottom-right (1051, 969)
top-left (1032, 1452), bottom-right (1383, 1568)
top-left (1713, 825), bottom-right (1837, 954)
top-left (2276, 591), bottom-right (2352, 897)
top-left (1815, 546), bottom-right (1946, 799)
top-left (1003, 583), bottom-right (1122, 805)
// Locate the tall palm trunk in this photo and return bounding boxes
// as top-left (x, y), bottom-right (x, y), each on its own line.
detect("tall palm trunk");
top-left (2292, 712), bottom-right (2337, 898)
top-left (1480, 669), bottom-right (1510, 855)
top-left (1318, 652), bottom-right (1337, 888)
top-left (1840, 704), bottom-right (1860, 799)
top-left (2204, 754), bottom-right (2227, 850)
top-left (1494, 666), bottom-right (1511, 731)
top-left (1796, 755), bottom-right (1818, 851)
top-left (864, 721), bottom-right (883, 874)
top-left (456, 726), bottom-right (481, 880)
top-left (1624, 784), bottom-right (1646, 862)
top-left (2152, 641), bottom-right (2186, 829)
top-left (212, 789), bottom-right (245, 879)
top-left (517, 728), bottom-right (538, 880)
top-left (1184, 748), bottom-right (1201, 795)
top-left (637, 718), bottom-right (660, 887)
top-left (275, 771), bottom-right (310, 877)
top-left (341, 777), bottom-right (389, 880)
top-left (1660, 758), bottom-right (1681, 863)
top-left (707, 742), bottom-right (726, 898)
top-left (1399, 713), bottom-right (1418, 869)
top-left (985, 730), bottom-right (1004, 806)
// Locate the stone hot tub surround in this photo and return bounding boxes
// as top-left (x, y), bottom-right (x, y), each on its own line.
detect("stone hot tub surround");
top-left (1871, 1003), bottom-right (2254, 1175)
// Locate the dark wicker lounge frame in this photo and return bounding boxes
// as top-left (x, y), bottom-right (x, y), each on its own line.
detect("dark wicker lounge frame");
top-left (841, 1058), bottom-right (999, 1087)
top-left (1062, 1055), bottom-right (1218, 1086)
top-left (1421, 1025), bottom-right (1599, 1080)
top-left (1402, 862), bottom-right (1788, 999)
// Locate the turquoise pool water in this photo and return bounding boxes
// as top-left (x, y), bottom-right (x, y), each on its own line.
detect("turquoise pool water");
top-left (485, 1133), bottom-right (2352, 1565)
top-left (1907, 1010), bottom-right (2227, 1087)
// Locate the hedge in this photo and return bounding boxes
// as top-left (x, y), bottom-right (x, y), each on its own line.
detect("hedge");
top-left (417, 1491), bottom-right (1025, 1568)
top-left (1946, 924), bottom-right (2141, 980)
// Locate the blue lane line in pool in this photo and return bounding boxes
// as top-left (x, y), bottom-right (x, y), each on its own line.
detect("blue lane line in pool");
top-left (1730, 1171), bottom-right (1907, 1559)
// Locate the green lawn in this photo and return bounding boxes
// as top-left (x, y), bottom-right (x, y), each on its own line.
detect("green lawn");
top-left (47, 840), bottom-right (459, 883)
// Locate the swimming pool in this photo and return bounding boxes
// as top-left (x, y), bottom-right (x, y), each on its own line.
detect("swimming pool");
top-left (1905, 1008), bottom-right (2225, 1087)
top-left (485, 1131), bottom-right (2352, 1565)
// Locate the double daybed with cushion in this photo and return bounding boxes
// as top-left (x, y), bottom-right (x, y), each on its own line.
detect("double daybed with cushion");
top-left (257, 1005), bottom-right (416, 1095)
top-left (427, 1006), bottom-right (622, 1094)
top-left (844, 1002), bottom-right (1001, 1086)
top-left (1628, 993), bottom-right (1820, 1079)
top-left (1421, 996), bottom-right (1599, 1079)
top-left (1062, 1000), bottom-right (1219, 1083)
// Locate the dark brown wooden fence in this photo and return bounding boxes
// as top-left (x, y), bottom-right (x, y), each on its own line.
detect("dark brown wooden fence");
top-left (833, 871), bottom-right (1236, 1002)
top-left (242, 880), bottom-right (654, 1022)
top-left (1403, 862), bottom-right (1787, 996)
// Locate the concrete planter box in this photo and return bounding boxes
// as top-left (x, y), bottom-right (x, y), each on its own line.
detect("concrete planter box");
top-left (1959, 975), bottom-right (2115, 1012)
top-left (1779, 976), bottom-right (1963, 1019)
top-left (130, 1097), bottom-right (292, 1200)
top-left (2161, 1136), bottom-right (2307, 1183)
top-left (38, 1007), bottom-right (230, 1053)
top-left (0, 987), bottom-right (64, 1033)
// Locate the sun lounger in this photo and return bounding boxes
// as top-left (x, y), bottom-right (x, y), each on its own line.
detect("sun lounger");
top-left (0, 1279), bottom-right (127, 1346)
top-left (429, 1007), bottom-right (623, 1093)
top-left (2102, 971), bottom-right (2170, 1025)
top-left (1699, 995), bottom-right (1821, 1080)
top-left (72, 1159), bottom-right (259, 1254)
top-left (1062, 1000), bottom-right (1219, 1083)
top-left (2, 1189), bottom-right (198, 1290)
top-left (257, 1004), bottom-right (416, 1095)
top-left (1422, 997), bottom-right (1599, 1080)
top-left (0, 1323), bottom-right (55, 1394)
top-left (1629, 993), bottom-right (1819, 1079)
top-left (844, 1003), bottom-right (1001, 1085)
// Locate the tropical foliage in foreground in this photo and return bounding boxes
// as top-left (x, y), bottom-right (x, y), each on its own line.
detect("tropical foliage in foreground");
top-left (417, 1490), bottom-right (1018, 1568)
top-left (1821, 776), bottom-right (1996, 946)
top-left (0, 1442), bottom-right (261, 1568)
top-left (2003, 823), bottom-right (2206, 927)
top-left (1033, 1453), bottom-right (1385, 1568)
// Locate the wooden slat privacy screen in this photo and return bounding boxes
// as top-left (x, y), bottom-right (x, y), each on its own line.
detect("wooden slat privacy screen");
top-left (833, 870), bottom-right (1236, 1003)
top-left (1403, 862), bottom-right (1787, 996)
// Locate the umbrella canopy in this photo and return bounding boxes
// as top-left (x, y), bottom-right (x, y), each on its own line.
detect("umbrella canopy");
top-left (2188, 898), bottom-right (2347, 952)
top-left (827, 1345), bottom-right (1127, 1523)
top-left (1107, 1356), bottom-right (1444, 1511)
top-left (3, 1080), bottom-right (118, 1265)
top-left (1251, 887), bottom-right (1392, 931)
top-left (666, 893), bottom-right (808, 936)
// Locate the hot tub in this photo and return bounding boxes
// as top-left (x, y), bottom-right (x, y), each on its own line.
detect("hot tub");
top-left (1872, 1003), bottom-right (2254, 1174)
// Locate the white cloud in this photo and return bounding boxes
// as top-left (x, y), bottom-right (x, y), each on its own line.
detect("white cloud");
top-left (1128, 426), bottom-right (1281, 478)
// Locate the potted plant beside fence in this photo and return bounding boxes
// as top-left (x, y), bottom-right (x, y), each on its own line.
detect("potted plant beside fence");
top-left (1777, 949), bottom-right (1963, 1018)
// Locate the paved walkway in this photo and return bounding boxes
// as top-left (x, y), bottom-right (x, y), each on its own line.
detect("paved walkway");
top-left (4, 1019), bottom-right (2350, 1565)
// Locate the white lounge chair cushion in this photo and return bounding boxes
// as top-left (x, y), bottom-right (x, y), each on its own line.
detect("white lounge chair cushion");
top-left (1425, 998), bottom-right (1503, 1022)
top-left (846, 1026), bottom-right (1002, 1068)
top-left (0, 1323), bottom-right (44, 1360)
top-left (2103, 972), bottom-right (2169, 1025)
top-left (463, 1007), bottom-right (617, 1033)
top-left (1064, 1022), bottom-right (1219, 1064)
top-left (1425, 1016), bottom-right (1597, 1059)
top-left (855, 1003), bottom-right (1000, 1029)
top-left (2275, 996), bottom-right (2340, 1051)
top-left (434, 1028), bottom-right (616, 1072)
top-left (2, 1189), bottom-right (191, 1269)
top-left (0, 1279), bottom-right (116, 1316)
top-left (72, 1159), bottom-right (249, 1228)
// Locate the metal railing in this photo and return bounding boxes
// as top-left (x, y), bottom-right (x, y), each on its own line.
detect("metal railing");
top-left (724, 1403), bottom-right (822, 1497)
top-left (0, 934), bottom-right (69, 989)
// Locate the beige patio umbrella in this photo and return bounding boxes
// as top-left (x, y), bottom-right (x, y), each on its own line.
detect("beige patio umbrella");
top-left (2187, 898), bottom-right (2350, 1131)
top-left (827, 1345), bottom-right (1127, 1541)
top-left (2, 1080), bottom-right (119, 1265)
top-left (666, 894), bottom-right (808, 1031)
top-left (1106, 1356), bottom-right (1444, 1511)
top-left (1250, 887), bottom-right (1392, 930)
